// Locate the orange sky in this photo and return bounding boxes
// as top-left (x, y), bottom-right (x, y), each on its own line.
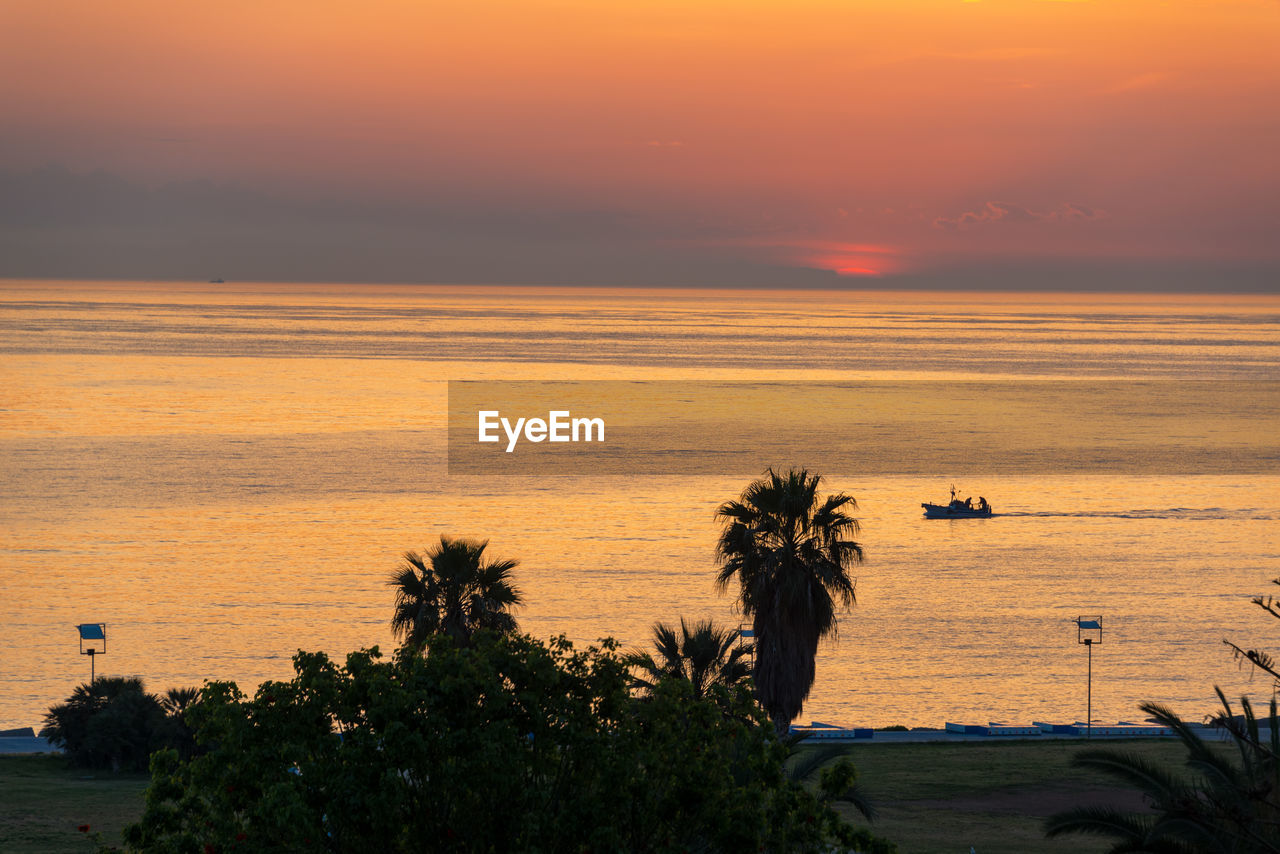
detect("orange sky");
top-left (1, 0), bottom-right (1277, 287)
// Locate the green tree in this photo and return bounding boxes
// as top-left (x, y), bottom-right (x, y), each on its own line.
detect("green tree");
top-left (387, 534), bottom-right (522, 648)
top-left (626, 617), bottom-right (753, 700)
top-left (124, 633), bottom-right (895, 853)
top-left (715, 468), bottom-right (862, 734)
top-left (1045, 692), bottom-right (1280, 853)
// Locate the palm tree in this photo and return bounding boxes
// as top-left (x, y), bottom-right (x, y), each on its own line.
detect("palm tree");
top-left (388, 535), bottom-right (523, 649)
top-left (626, 617), bottom-right (753, 700)
top-left (40, 676), bottom-right (166, 770)
top-left (1045, 691), bottom-right (1280, 853)
top-left (715, 468), bottom-right (862, 734)
top-left (157, 686), bottom-right (202, 760)
top-left (159, 686), bottom-right (201, 718)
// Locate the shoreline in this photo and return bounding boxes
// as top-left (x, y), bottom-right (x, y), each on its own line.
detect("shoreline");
top-left (7, 721), bottom-right (1244, 755)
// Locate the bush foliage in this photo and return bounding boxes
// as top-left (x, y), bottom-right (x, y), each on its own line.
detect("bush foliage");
top-left (125, 632), bottom-right (894, 853)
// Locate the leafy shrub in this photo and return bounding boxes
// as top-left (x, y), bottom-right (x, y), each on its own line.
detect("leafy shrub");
top-left (125, 632), bottom-right (895, 853)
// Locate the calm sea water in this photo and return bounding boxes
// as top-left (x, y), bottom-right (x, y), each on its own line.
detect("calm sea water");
top-left (1, 280), bottom-right (1278, 729)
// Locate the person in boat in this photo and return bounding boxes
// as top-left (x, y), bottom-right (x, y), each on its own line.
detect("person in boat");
top-left (964, 496), bottom-right (974, 510)
top-left (977, 496), bottom-right (989, 512)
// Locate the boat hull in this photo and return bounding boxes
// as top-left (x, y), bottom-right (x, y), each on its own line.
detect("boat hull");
top-left (922, 503), bottom-right (992, 519)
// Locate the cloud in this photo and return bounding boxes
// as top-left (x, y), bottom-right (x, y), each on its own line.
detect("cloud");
top-left (1103, 72), bottom-right (1171, 94)
top-left (933, 200), bottom-right (1104, 230)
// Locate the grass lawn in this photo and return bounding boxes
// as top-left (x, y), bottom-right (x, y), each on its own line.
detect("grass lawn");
top-left (0, 754), bottom-right (149, 854)
top-left (831, 738), bottom-right (1197, 854)
top-left (0, 739), bottom-right (1207, 853)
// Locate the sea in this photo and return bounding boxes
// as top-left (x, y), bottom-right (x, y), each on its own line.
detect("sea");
top-left (1, 280), bottom-right (1278, 730)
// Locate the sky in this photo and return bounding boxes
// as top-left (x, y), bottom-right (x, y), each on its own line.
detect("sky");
top-left (1, 0), bottom-right (1277, 290)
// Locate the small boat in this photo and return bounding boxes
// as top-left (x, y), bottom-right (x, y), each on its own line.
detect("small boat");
top-left (922, 485), bottom-right (992, 518)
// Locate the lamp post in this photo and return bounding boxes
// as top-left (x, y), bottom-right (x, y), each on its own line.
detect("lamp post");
top-left (739, 625), bottom-right (756, 667)
top-left (1075, 616), bottom-right (1102, 738)
top-left (77, 623), bottom-right (106, 684)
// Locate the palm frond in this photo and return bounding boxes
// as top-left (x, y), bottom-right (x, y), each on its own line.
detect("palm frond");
top-left (1071, 749), bottom-right (1192, 804)
top-left (1044, 806), bottom-right (1158, 840)
top-left (786, 743), bottom-right (853, 783)
top-left (1052, 692), bottom-right (1280, 854)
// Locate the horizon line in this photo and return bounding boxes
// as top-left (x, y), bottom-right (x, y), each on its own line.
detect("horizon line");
top-left (2, 275), bottom-right (1278, 297)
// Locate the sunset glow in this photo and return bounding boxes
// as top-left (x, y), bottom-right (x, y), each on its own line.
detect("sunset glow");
top-left (1, 0), bottom-right (1277, 286)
